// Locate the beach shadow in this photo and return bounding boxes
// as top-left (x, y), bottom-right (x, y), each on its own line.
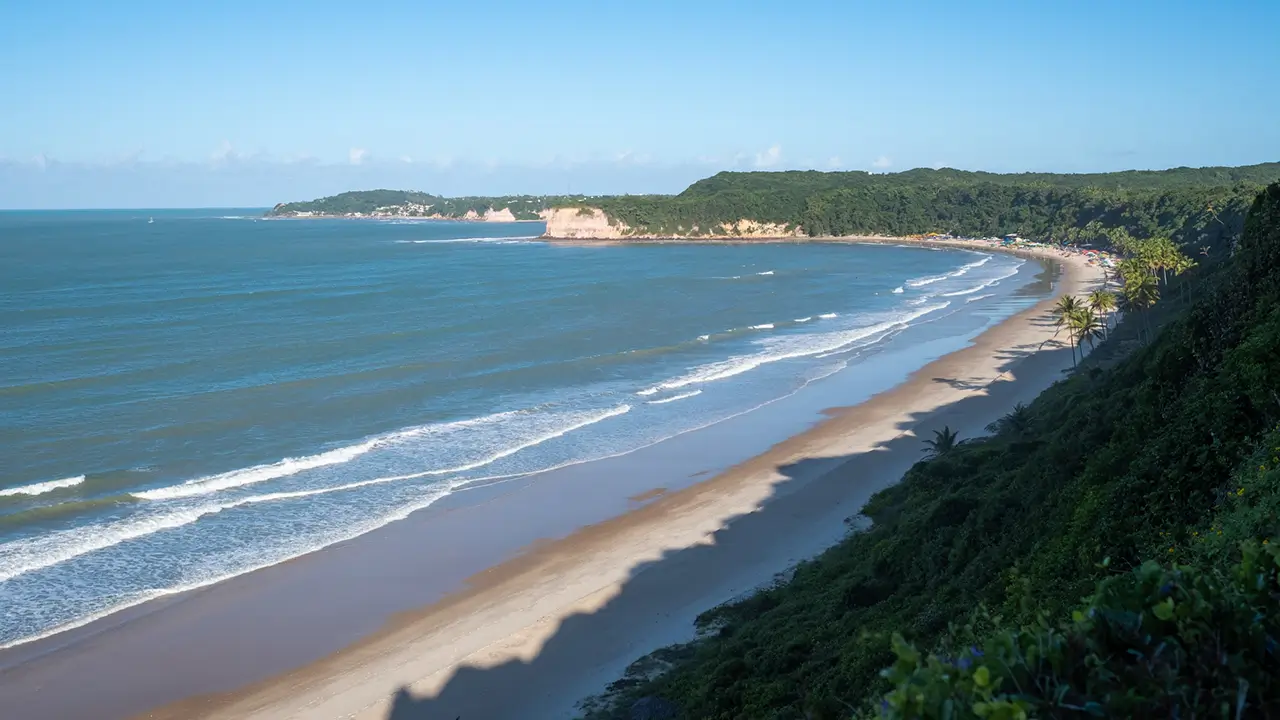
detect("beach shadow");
top-left (380, 337), bottom-right (1079, 719)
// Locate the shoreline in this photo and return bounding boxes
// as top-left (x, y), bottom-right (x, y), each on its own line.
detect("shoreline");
top-left (131, 243), bottom-right (1104, 719)
top-left (264, 215), bottom-right (546, 223)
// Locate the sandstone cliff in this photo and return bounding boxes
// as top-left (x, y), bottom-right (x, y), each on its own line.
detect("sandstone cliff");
top-left (543, 208), bottom-right (631, 239)
top-left (542, 207), bottom-right (803, 240)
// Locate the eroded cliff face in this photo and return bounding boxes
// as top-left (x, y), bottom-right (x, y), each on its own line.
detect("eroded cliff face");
top-left (718, 219), bottom-right (804, 238)
top-left (543, 208), bottom-right (631, 239)
top-left (542, 207), bottom-right (803, 239)
top-left (482, 207), bottom-right (517, 222)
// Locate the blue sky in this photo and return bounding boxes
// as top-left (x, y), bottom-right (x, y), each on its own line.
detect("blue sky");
top-left (2, 0), bottom-right (1278, 208)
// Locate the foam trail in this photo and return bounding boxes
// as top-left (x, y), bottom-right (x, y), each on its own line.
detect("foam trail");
top-left (407, 404), bottom-right (631, 477)
top-left (0, 476), bottom-right (85, 497)
top-left (905, 255), bottom-right (992, 287)
top-left (0, 505), bottom-right (226, 584)
top-left (965, 293), bottom-right (995, 303)
top-left (756, 270), bottom-right (774, 276)
top-left (940, 264), bottom-right (1022, 297)
top-left (135, 442), bottom-right (380, 500)
top-left (892, 286), bottom-right (904, 294)
top-left (794, 317), bottom-right (812, 323)
top-left (0, 485), bottom-right (455, 651)
top-left (818, 313), bottom-right (838, 319)
top-left (638, 303), bottom-right (948, 395)
top-left (646, 390), bottom-right (703, 405)
top-left (135, 410), bottom-right (523, 501)
top-left (3, 406), bottom-right (632, 585)
top-left (749, 323), bottom-right (775, 330)
top-left (697, 334), bottom-right (710, 341)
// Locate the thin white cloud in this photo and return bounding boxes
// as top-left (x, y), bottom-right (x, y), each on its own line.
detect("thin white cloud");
top-left (754, 145), bottom-right (782, 168)
top-left (872, 155), bottom-right (892, 169)
top-left (827, 156), bottom-right (843, 169)
top-left (349, 148), bottom-right (368, 165)
top-left (400, 155), bottom-right (414, 164)
top-left (210, 140), bottom-right (237, 166)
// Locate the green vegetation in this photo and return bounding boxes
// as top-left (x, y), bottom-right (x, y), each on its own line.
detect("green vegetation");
top-left (266, 190), bottom-right (583, 220)
top-left (584, 183), bottom-right (1280, 718)
top-left (581, 164), bottom-right (1278, 249)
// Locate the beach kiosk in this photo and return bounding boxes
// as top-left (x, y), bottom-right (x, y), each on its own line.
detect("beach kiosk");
top-left (1002, 233), bottom-right (1020, 246)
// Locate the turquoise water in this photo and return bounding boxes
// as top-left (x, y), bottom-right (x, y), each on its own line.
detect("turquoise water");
top-left (0, 210), bottom-right (1033, 647)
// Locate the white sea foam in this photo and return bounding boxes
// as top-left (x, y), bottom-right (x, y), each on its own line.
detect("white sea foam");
top-left (0, 484), bottom-right (456, 651)
top-left (0, 476), bottom-right (85, 497)
top-left (134, 441), bottom-right (381, 500)
top-left (905, 255), bottom-right (992, 287)
top-left (756, 270), bottom-right (774, 276)
top-left (0, 505), bottom-right (226, 584)
top-left (749, 323), bottom-right (775, 330)
top-left (940, 263), bottom-right (1023, 297)
top-left (0, 353), bottom-right (877, 651)
top-left (892, 286), bottom-right (904, 294)
top-left (794, 317), bottom-right (812, 323)
top-left (134, 410), bottom-right (529, 501)
top-left (965, 293), bottom-right (996, 303)
top-left (818, 313), bottom-right (839, 319)
top-left (646, 390), bottom-right (703, 405)
top-left (2, 406), bottom-right (632, 585)
top-left (697, 334), bottom-right (711, 341)
top-left (406, 404), bottom-right (631, 477)
top-left (637, 304), bottom-right (947, 395)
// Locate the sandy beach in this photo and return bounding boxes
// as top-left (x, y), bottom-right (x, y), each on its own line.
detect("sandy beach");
top-left (97, 239), bottom-right (1104, 720)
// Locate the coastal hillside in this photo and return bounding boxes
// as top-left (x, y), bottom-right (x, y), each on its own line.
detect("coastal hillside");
top-left (547, 163), bottom-right (1280, 247)
top-left (266, 190), bottom-right (585, 221)
top-left (586, 184), bottom-right (1280, 717)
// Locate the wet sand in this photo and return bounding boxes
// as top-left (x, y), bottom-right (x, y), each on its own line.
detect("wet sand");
top-left (128, 244), bottom-right (1102, 719)
top-left (0, 241), bottom-right (1105, 720)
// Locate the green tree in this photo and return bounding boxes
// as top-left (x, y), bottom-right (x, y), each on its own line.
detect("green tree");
top-left (1121, 272), bottom-right (1160, 343)
top-left (921, 426), bottom-right (959, 457)
top-left (984, 403), bottom-right (1031, 436)
top-left (1052, 295), bottom-right (1083, 363)
top-left (1068, 307), bottom-right (1106, 360)
top-left (1086, 290), bottom-right (1117, 338)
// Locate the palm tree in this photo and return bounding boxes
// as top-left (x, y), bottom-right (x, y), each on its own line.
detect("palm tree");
top-left (1052, 296), bottom-right (1082, 362)
top-left (1173, 255), bottom-right (1198, 304)
top-left (986, 403), bottom-right (1031, 436)
top-left (922, 426), bottom-right (959, 457)
top-left (1087, 290), bottom-right (1117, 339)
top-left (1121, 273), bottom-right (1160, 344)
top-left (1069, 308), bottom-right (1106, 360)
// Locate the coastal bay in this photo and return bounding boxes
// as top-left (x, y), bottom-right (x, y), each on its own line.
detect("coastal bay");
top-left (0, 216), bottom-right (1102, 718)
top-left (0, 208), bottom-right (1095, 717)
top-left (139, 245), bottom-right (1102, 720)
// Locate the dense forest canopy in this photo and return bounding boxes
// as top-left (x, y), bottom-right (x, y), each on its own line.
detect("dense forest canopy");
top-left (581, 163), bottom-right (1280, 249)
top-left (586, 184), bottom-right (1280, 718)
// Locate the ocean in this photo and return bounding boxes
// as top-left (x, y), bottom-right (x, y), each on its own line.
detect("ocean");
top-left (0, 210), bottom-right (1040, 648)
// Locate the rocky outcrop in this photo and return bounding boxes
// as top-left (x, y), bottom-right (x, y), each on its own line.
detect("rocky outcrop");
top-left (543, 207), bottom-right (631, 239)
top-left (542, 207), bottom-right (803, 240)
top-left (718, 219), bottom-right (803, 238)
top-left (483, 207), bottom-right (517, 222)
